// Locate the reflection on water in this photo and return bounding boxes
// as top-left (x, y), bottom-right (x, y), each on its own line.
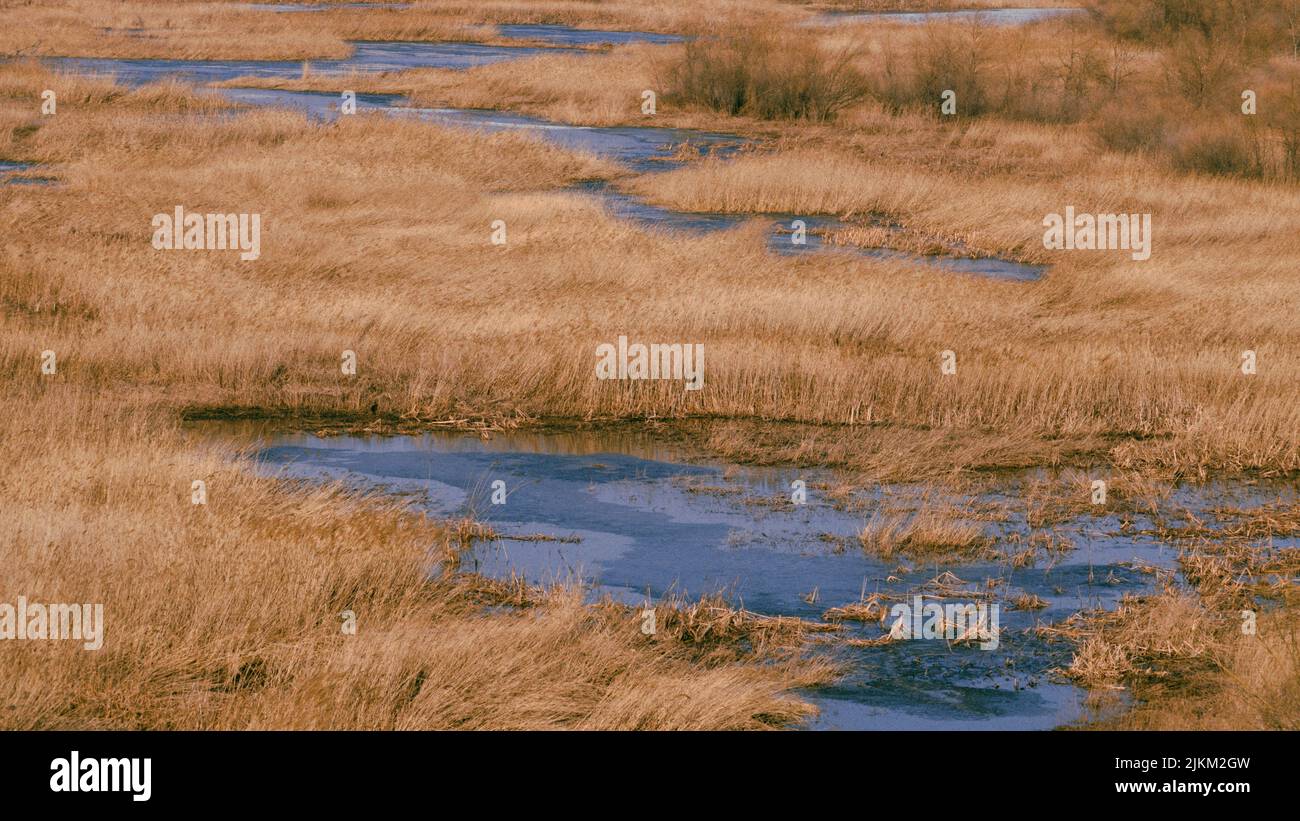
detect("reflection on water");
top-left (189, 421), bottom-right (1254, 730)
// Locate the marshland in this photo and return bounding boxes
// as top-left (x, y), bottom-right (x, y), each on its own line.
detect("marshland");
top-left (1, 0), bottom-right (1297, 730)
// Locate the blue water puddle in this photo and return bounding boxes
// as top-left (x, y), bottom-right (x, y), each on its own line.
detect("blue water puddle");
top-left (192, 424), bottom-right (1262, 729)
top-left (816, 7), bottom-right (1084, 26)
top-left (809, 649), bottom-right (1089, 729)
top-left (494, 24), bottom-right (684, 47)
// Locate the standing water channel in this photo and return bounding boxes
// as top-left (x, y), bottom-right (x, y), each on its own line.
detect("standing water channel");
top-left (43, 25), bottom-right (1044, 279)
top-left (188, 421), bottom-right (1286, 730)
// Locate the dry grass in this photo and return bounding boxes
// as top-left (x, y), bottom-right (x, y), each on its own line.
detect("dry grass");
top-left (1019, 469), bottom-right (1172, 528)
top-left (1064, 592), bottom-right (1222, 689)
top-left (664, 24), bottom-right (870, 122)
top-left (858, 506), bottom-right (993, 560)
top-left (19, 56), bottom-right (1300, 484)
top-left (1154, 498), bottom-right (1300, 543)
top-left (1059, 493), bottom-right (1299, 728)
top-left (847, 484), bottom-right (1005, 561)
top-left (0, 386), bottom-right (828, 729)
top-left (1011, 592), bottom-right (1049, 610)
top-left (645, 592), bottom-right (844, 659)
top-left (1062, 591), bottom-right (1300, 729)
top-left (0, 0), bottom-right (793, 60)
top-left (3, 0), bottom-right (1298, 731)
top-left (824, 595), bottom-right (893, 624)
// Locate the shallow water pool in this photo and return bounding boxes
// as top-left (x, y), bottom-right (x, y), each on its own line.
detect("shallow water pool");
top-left (189, 422), bottom-right (1239, 729)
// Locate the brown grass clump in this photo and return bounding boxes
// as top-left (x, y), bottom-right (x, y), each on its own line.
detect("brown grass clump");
top-left (1208, 612), bottom-right (1300, 729)
top-left (1019, 470), bottom-right (1171, 528)
top-left (1064, 592), bottom-right (1223, 692)
top-left (1135, 498), bottom-right (1300, 607)
top-left (1065, 591), bottom-right (1300, 729)
top-left (823, 594), bottom-right (893, 625)
top-left (1157, 499), bottom-right (1300, 543)
top-left (857, 491), bottom-right (994, 561)
top-left (663, 24), bottom-right (871, 121)
top-left (1011, 592), bottom-right (1049, 610)
top-left (648, 592), bottom-right (843, 659)
top-left (858, 509), bottom-right (992, 560)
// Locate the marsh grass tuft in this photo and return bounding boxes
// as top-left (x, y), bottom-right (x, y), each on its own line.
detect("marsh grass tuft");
top-left (857, 495), bottom-right (994, 561)
top-left (664, 25), bottom-right (871, 121)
